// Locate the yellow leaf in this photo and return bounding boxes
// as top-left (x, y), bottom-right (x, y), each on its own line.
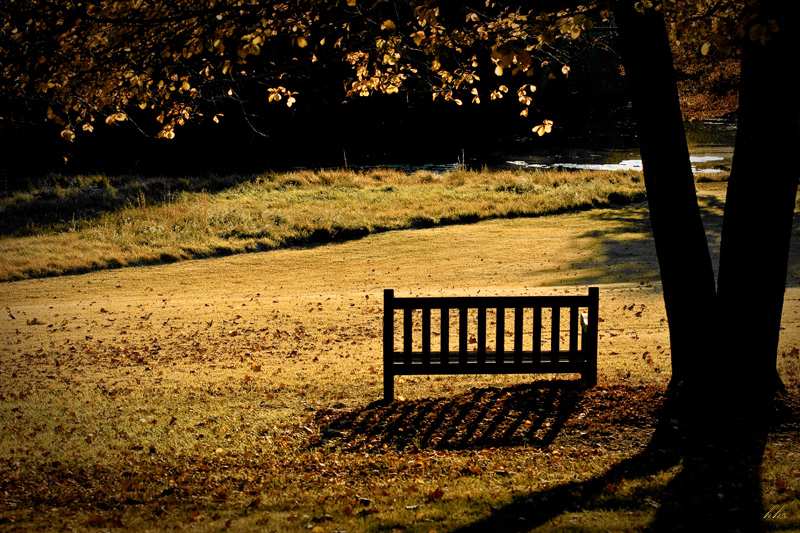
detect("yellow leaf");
top-left (412, 31), bottom-right (425, 46)
top-left (105, 112), bottom-right (128, 125)
top-left (561, 65), bottom-right (570, 76)
top-left (700, 42), bottom-right (711, 56)
top-left (383, 19), bottom-right (397, 31)
top-left (296, 35), bottom-right (308, 48)
top-left (532, 119), bottom-right (553, 136)
top-left (60, 129), bottom-right (75, 142)
top-left (494, 65), bottom-right (503, 76)
top-left (347, 0), bottom-right (356, 5)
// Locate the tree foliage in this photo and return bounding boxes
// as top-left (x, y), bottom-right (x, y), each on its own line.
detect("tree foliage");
top-left (2, 1), bottom-right (757, 142)
top-left (1, 0), bottom-right (621, 142)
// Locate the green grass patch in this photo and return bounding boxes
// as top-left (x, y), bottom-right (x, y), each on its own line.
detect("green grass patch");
top-left (0, 168), bottom-right (646, 281)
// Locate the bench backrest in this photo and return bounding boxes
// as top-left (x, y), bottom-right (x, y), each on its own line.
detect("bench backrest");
top-left (383, 287), bottom-right (598, 368)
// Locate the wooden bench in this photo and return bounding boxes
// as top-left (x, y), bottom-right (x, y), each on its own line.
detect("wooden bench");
top-left (383, 287), bottom-right (599, 401)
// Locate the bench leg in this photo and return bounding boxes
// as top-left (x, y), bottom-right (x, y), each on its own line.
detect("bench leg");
top-left (384, 372), bottom-right (394, 403)
top-left (583, 367), bottom-right (597, 387)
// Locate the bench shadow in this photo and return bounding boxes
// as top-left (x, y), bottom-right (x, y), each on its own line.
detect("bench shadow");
top-left (312, 380), bottom-right (666, 454)
top-left (313, 380), bottom-right (589, 451)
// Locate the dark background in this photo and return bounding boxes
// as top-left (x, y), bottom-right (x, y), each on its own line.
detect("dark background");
top-left (2, 38), bottom-right (633, 185)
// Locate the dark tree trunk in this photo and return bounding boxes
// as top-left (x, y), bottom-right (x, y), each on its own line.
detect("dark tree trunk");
top-left (717, 0), bottom-right (800, 406)
top-left (613, 2), bottom-right (717, 386)
top-left (613, 2), bottom-right (798, 528)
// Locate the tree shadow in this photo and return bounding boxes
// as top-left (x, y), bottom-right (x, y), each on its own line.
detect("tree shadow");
top-left (567, 188), bottom-right (800, 289)
top-left (566, 191), bottom-right (728, 288)
top-left (314, 382), bottom-right (800, 532)
top-left (449, 387), bottom-right (800, 533)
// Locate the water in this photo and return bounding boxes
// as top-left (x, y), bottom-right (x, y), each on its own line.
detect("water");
top-left (301, 116), bottom-right (737, 175)
top-left (496, 117), bottom-right (736, 174)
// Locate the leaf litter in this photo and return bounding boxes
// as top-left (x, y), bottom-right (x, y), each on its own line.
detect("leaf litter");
top-left (1, 195), bottom-right (800, 531)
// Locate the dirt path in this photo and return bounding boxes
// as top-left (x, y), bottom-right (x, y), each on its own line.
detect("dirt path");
top-left (1, 184), bottom-right (799, 400)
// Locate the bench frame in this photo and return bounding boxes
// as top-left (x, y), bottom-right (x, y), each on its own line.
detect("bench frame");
top-left (383, 287), bottom-right (599, 401)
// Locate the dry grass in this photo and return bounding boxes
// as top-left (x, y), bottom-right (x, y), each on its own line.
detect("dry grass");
top-left (1, 182), bottom-right (799, 531)
top-left (0, 168), bottom-right (646, 281)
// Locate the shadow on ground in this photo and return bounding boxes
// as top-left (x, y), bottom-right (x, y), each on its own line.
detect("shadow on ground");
top-left (567, 188), bottom-right (800, 288)
top-left (315, 381), bottom-right (612, 451)
top-left (315, 382), bottom-right (800, 532)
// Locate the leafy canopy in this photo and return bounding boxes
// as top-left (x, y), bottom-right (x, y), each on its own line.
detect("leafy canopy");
top-left (0, 0), bottom-right (752, 141)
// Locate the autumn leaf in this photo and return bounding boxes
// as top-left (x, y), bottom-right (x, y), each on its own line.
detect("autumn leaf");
top-left (533, 119), bottom-right (554, 136)
top-left (603, 483), bottom-right (618, 494)
top-left (86, 515), bottom-right (106, 527)
top-left (427, 487), bottom-right (444, 501)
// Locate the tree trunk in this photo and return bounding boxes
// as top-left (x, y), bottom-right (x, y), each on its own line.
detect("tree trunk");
top-left (613, 2), bottom-right (718, 386)
top-left (716, 0), bottom-right (800, 406)
top-left (613, 4), bottom-right (798, 527)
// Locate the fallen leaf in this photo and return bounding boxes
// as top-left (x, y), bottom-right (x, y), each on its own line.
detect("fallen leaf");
top-left (427, 487), bottom-right (444, 501)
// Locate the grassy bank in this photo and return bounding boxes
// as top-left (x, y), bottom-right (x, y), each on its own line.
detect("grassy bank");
top-left (0, 168), bottom-right (646, 281)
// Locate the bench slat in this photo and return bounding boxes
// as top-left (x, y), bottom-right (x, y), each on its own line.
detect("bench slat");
top-left (388, 294), bottom-right (594, 309)
top-left (388, 351), bottom-right (589, 374)
top-left (440, 308), bottom-right (449, 360)
top-left (514, 307), bottom-right (523, 361)
top-left (459, 307), bottom-right (468, 364)
top-left (496, 308), bottom-right (505, 363)
top-left (403, 307), bottom-right (413, 365)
